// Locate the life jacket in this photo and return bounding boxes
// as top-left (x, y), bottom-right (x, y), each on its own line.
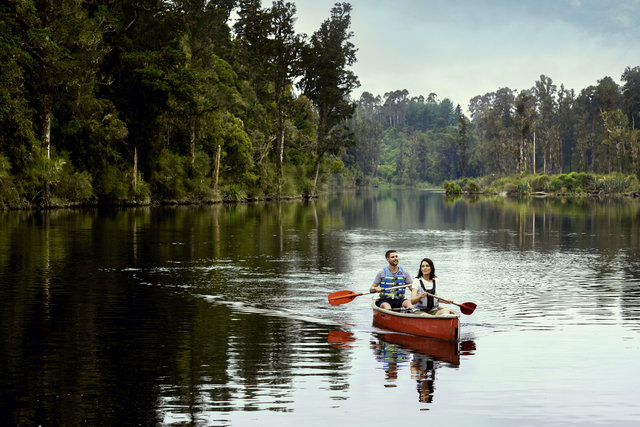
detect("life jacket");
top-left (418, 278), bottom-right (438, 310)
top-left (380, 266), bottom-right (406, 299)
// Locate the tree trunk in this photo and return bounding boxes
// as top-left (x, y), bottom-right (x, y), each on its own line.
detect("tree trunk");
top-left (132, 146), bottom-right (138, 194)
top-left (543, 135), bottom-right (547, 175)
top-left (313, 151), bottom-right (322, 188)
top-left (276, 108), bottom-right (284, 193)
top-left (532, 130), bottom-right (536, 174)
top-left (190, 118), bottom-right (196, 167)
top-left (42, 87), bottom-right (52, 206)
top-left (42, 0), bottom-right (53, 160)
top-left (519, 135), bottom-right (524, 173)
top-left (213, 144), bottom-right (221, 191)
top-left (43, 91), bottom-right (52, 159)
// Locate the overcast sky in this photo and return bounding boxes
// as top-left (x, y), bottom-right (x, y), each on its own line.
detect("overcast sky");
top-left (282, 0), bottom-right (640, 110)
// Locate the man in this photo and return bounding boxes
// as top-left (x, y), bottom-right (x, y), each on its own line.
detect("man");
top-left (370, 250), bottom-right (414, 310)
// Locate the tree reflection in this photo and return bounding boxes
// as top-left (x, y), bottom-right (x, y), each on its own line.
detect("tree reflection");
top-left (1, 190), bottom-right (638, 424)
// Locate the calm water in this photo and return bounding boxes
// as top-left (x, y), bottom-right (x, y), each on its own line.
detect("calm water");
top-left (1, 190), bottom-right (640, 426)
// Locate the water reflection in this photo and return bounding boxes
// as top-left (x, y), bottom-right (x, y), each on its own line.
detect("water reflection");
top-left (440, 194), bottom-right (640, 254)
top-left (327, 329), bottom-right (356, 349)
top-left (370, 332), bottom-right (475, 403)
top-left (2, 190), bottom-right (640, 425)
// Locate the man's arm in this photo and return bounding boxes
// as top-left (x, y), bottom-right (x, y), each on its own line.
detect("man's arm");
top-left (370, 270), bottom-right (383, 293)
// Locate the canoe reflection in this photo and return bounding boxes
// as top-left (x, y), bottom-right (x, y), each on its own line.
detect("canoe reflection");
top-left (371, 333), bottom-right (476, 403)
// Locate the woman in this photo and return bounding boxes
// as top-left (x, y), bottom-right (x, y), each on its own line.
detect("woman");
top-left (410, 258), bottom-right (456, 315)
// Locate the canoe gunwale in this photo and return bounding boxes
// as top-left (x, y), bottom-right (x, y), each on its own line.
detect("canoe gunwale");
top-left (371, 297), bottom-right (460, 341)
top-left (370, 297), bottom-right (460, 319)
top-left (371, 305), bottom-right (459, 319)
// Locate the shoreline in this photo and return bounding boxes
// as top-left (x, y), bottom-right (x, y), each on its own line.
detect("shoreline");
top-left (3, 181), bottom-right (640, 211)
top-left (0, 193), bottom-right (318, 212)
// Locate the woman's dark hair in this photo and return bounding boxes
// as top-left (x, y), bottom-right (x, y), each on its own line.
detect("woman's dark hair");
top-left (416, 258), bottom-right (436, 280)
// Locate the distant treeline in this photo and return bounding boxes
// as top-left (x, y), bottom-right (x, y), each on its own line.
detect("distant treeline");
top-left (345, 71), bottom-right (640, 188)
top-left (1, 1), bottom-right (358, 208)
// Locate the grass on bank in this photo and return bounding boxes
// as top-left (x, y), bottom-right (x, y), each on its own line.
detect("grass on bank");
top-left (444, 172), bottom-right (640, 197)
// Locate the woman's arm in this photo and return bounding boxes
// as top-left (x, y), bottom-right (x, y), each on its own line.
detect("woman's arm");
top-left (409, 287), bottom-right (423, 304)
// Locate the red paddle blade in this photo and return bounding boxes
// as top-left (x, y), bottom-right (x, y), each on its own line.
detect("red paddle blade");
top-left (459, 302), bottom-right (477, 315)
top-left (328, 290), bottom-right (363, 305)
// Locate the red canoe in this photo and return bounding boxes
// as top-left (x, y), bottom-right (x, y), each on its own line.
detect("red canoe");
top-left (372, 299), bottom-right (460, 342)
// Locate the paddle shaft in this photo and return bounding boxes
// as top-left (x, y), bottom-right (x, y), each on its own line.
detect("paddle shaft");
top-left (423, 292), bottom-right (454, 305)
top-left (370, 284), bottom-right (412, 293)
top-left (423, 292), bottom-right (476, 314)
top-left (329, 284), bottom-right (411, 304)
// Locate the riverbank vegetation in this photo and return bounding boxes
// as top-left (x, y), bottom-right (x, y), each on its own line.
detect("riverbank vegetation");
top-left (1, 1), bottom-right (358, 209)
top-left (345, 72), bottom-right (640, 194)
top-left (443, 172), bottom-right (640, 197)
top-left (2, 1), bottom-right (640, 210)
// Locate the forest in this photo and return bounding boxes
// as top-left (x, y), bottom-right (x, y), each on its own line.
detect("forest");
top-left (348, 72), bottom-right (640, 192)
top-left (2, 1), bottom-right (640, 209)
top-left (1, 0), bottom-right (358, 208)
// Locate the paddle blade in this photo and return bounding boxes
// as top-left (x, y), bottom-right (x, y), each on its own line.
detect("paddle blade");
top-left (328, 290), bottom-right (363, 305)
top-left (459, 302), bottom-right (477, 315)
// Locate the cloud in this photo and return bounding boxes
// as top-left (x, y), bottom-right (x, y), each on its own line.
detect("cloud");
top-left (275, 0), bottom-right (640, 108)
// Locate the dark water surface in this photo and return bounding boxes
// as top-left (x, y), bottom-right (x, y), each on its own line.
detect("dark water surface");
top-left (2, 190), bottom-right (640, 426)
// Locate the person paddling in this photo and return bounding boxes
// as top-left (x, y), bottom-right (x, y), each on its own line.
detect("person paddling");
top-left (410, 257), bottom-right (456, 315)
top-left (370, 250), bottom-right (414, 310)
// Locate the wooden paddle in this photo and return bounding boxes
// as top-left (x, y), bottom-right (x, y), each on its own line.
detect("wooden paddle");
top-left (328, 284), bottom-right (411, 305)
top-left (424, 292), bottom-right (477, 315)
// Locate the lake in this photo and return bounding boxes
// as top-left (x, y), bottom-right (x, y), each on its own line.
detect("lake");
top-left (1, 190), bottom-right (640, 426)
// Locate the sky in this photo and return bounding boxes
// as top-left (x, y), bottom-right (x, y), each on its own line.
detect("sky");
top-left (279, 0), bottom-right (640, 110)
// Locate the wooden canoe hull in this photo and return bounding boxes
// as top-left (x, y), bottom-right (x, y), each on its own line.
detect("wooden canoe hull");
top-left (372, 301), bottom-right (460, 342)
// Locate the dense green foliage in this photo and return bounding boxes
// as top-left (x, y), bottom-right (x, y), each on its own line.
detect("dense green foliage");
top-left (444, 172), bottom-right (639, 196)
top-left (344, 90), bottom-right (460, 186)
top-left (345, 71), bottom-right (640, 189)
top-left (0, 0), bottom-right (358, 208)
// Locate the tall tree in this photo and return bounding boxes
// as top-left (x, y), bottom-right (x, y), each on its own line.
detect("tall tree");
top-left (600, 109), bottom-right (629, 173)
top-left (298, 2), bottom-right (360, 187)
top-left (357, 91), bottom-right (381, 121)
top-left (474, 88), bottom-right (516, 175)
top-left (0, 0), bottom-right (38, 171)
top-left (557, 85), bottom-right (577, 172)
top-left (268, 0), bottom-right (304, 190)
top-left (534, 75), bottom-right (558, 174)
top-left (620, 67), bottom-right (640, 181)
top-left (173, 0), bottom-right (237, 167)
top-left (101, 0), bottom-right (185, 182)
top-left (621, 66), bottom-right (640, 128)
top-left (514, 90), bottom-right (536, 173)
top-left (456, 108), bottom-right (471, 177)
top-left (381, 89), bottom-right (409, 128)
top-left (593, 76), bottom-right (621, 173)
top-left (234, 0), bottom-right (304, 191)
top-left (573, 85), bottom-right (598, 172)
top-left (233, 0), bottom-right (271, 97)
top-left (352, 114), bottom-right (383, 178)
